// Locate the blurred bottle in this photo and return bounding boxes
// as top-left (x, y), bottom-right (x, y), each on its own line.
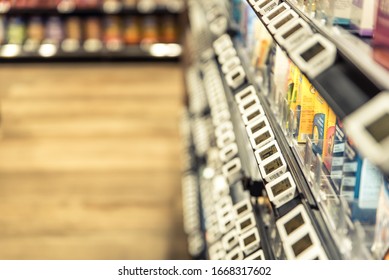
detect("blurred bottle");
top-left (160, 15), bottom-right (177, 43)
top-left (141, 15), bottom-right (158, 44)
top-left (6, 17), bottom-right (25, 45)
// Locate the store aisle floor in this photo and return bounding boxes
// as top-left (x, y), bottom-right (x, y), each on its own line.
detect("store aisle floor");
top-left (0, 63), bottom-right (188, 259)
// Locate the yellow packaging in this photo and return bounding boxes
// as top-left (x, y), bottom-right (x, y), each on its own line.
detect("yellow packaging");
top-left (293, 75), bottom-right (315, 143)
top-left (312, 90), bottom-right (329, 156)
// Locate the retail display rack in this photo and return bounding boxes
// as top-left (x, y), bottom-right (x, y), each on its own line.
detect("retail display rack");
top-left (181, 0), bottom-right (389, 260)
top-left (0, 0), bottom-right (185, 61)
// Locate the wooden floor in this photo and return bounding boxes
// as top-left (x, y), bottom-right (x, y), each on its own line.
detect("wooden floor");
top-left (0, 63), bottom-right (189, 259)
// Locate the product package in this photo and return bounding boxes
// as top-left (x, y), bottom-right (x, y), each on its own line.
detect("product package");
top-left (160, 15), bottom-right (177, 43)
top-left (333, 0), bottom-right (353, 25)
top-left (322, 107), bottom-right (336, 171)
top-left (330, 118), bottom-right (346, 191)
top-left (341, 139), bottom-right (383, 223)
top-left (372, 177), bottom-right (389, 259)
top-left (350, 0), bottom-right (377, 36)
top-left (6, 17), bottom-right (25, 45)
top-left (141, 15), bottom-right (159, 44)
top-left (124, 16), bottom-right (140, 45)
top-left (293, 74), bottom-right (315, 143)
top-left (311, 91), bottom-right (329, 156)
top-left (373, 0), bottom-right (389, 70)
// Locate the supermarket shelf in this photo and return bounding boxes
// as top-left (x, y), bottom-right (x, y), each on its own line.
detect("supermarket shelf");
top-left (234, 40), bottom-right (342, 260)
top-left (245, 0), bottom-right (384, 120)
top-left (0, 5), bottom-right (184, 16)
top-left (0, 43), bottom-right (182, 62)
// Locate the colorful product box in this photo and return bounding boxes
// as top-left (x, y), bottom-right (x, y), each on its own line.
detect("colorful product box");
top-left (372, 177), bottom-right (389, 259)
top-left (350, 0), bottom-right (377, 37)
top-left (311, 90), bottom-right (329, 155)
top-left (373, 0), bottom-right (389, 70)
top-left (341, 139), bottom-right (382, 223)
top-left (322, 107), bottom-right (337, 171)
top-left (333, 0), bottom-right (353, 25)
top-left (295, 75), bottom-right (315, 143)
top-left (330, 118), bottom-right (346, 192)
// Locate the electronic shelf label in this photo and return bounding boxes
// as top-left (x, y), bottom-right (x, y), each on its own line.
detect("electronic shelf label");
top-left (239, 226), bottom-right (261, 255)
top-left (259, 152), bottom-right (287, 182)
top-left (225, 65), bottom-right (246, 90)
top-left (222, 229), bottom-right (239, 251)
top-left (225, 246), bottom-right (245, 260)
top-left (267, 9), bottom-right (299, 35)
top-left (265, 172), bottom-right (297, 208)
top-left (254, 140), bottom-right (281, 164)
top-left (242, 105), bottom-right (265, 125)
top-left (216, 129), bottom-right (235, 149)
top-left (213, 34), bottom-right (233, 55)
top-left (239, 94), bottom-right (261, 115)
top-left (233, 198), bottom-right (253, 219)
top-left (209, 241), bottom-right (227, 260)
top-left (236, 212), bottom-right (256, 234)
top-left (274, 18), bottom-right (312, 51)
top-left (283, 227), bottom-right (326, 260)
top-left (222, 157), bottom-right (242, 184)
top-left (246, 115), bottom-right (271, 137)
top-left (249, 125), bottom-right (275, 150)
top-left (219, 142), bottom-right (239, 163)
top-left (262, 2), bottom-right (290, 25)
top-left (276, 204), bottom-right (311, 242)
top-left (235, 85), bottom-right (257, 104)
top-left (245, 249), bottom-right (265, 260)
top-left (290, 34), bottom-right (336, 79)
top-left (222, 56), bottom-right (242, 74)
top-left (219, 213), bottom-right (236, 234)
top-left (343, 91), bottom-right (389, 175)
top-left (218, 46), bottom-right (237, 65)
top-left (253, 0), bottom-right (279, 16)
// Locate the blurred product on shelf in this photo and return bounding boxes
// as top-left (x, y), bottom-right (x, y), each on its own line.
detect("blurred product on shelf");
top-left (373, 0), bottom-right (389, 70)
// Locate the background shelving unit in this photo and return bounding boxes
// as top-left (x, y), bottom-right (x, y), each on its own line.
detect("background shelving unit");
top-left (0, 0), bottom-right (185, 61)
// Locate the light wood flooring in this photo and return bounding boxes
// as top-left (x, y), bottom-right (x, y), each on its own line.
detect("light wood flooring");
top-left (0, 63), bottom-right (189, 260)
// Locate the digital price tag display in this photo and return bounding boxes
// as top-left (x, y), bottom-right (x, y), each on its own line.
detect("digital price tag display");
top-left (276, 204), bottom-right (311, 242)
top-left (274, 18), bottom-right (312, 51)
top-left (225, 246), bottom-right (244, 260)
top-left (213, 34), bottom-right (233, 55)
top-left (290, 34), bottom-right (336, 78)
top-left (84, 39), bottom-right (103, 53)
top-left (246, 115), bottom-right (271, 137)
top-left (222, 56), bottom-right (242, 74)
top-left (239, 227), bottom-right (261, 255)
top-left (215, 121), bottom-right (234, 139)
top-left (216, 130), bottom-right (236, 149)
top-left (222, 229), bottom-right (239, 251)
top-left (222, 157), bottom-right (242, 185)
top-left (233, 199), bottom-right (253, 219)
top-left (236, 212), bottom-right (256, 234)
top-left (239, 94), bottom-right (261, 115)
top-left (218, 47), bottom-right (237, 65)
top-left (259, 153), bottom-right (287, 182)
top-left (219, 142), bottom-right (239, 163)
top-left (245, 249), bottom-right (265, 260)
top-left (249, 126), bottom-right (275, 150)
top-left (265, 172), bottom-right (297, 208)
top-left (343, 92), bottom-right (389, 174)
top-left (226, 65), bottom-right (246, 90)
top-left (283, 228), bottom-right (324, 260)
top-left (219, 213), bottom-right (236, 234)
top-left (268, 10), bottom-right (299, 34)
top-left (242, 105), bottom-right (265, 125)
top-left (62, 39), bottom-right (80, 53)
top-left (253, 0), bottom-right (279, 16)
top-left (254, 140), bottom-right (281, 164)
top-left (209, 241), bottom-right (226, 260)
top-left (235, 85), bottom-right (256, 104)
top-left (262, 3), bottom-right (290, 25)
